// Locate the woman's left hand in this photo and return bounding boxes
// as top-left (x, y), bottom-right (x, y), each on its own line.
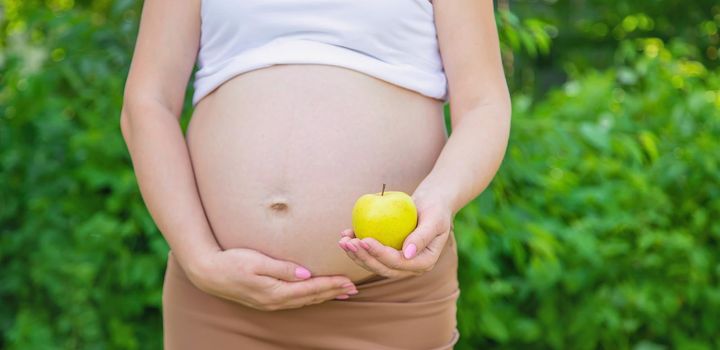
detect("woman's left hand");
top-left (338, 193), bottom-right (454, 278)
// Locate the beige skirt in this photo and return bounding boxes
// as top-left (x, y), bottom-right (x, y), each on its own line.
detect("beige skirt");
top-left (162, 232), bottom-right (460, 350)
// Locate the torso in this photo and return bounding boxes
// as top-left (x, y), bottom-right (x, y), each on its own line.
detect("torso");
top-left (186, 64), bottom-right (447, 282)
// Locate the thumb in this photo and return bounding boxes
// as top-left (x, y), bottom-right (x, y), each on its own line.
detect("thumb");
top-left (254, 255), bottom-right (313, 282)
top-left (402, 213), bottom-right (437, 260)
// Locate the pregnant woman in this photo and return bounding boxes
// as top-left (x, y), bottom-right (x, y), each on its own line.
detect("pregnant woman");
top-left (120, 0), bottom-right (510, 348)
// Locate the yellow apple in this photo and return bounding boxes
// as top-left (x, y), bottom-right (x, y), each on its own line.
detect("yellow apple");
top-left (351, 185), bottom-right (418, 250)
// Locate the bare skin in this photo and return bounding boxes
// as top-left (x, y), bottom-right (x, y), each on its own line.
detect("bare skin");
top-left (186, 64), bottom-right (446, 282)
top-left (120, 0), bottom-right (510, 311)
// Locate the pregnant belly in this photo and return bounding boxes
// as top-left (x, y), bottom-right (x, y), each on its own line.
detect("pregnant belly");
top-left (186, 64), bottom-right (447, 282)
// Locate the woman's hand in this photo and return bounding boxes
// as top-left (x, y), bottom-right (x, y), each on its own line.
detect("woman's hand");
top-left (185, 248), bottom-right (358, 311)
top-left (337, 193), bottom-right (454, 278)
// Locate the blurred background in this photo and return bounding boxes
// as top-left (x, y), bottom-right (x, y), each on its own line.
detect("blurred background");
top-left (1, 0), bottom-right (719, 349)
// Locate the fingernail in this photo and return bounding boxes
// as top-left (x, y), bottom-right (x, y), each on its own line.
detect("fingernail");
top-left (295, 267), bottom-right (312, 279)
top-left (335, 294), bottom-right (349, 300)
top-left (338, 241), bottom-right (347, 250)
top-left (342, 282), bottom-right (355, 288)
top-left (347, 242), bottom-right (359, 252)
top-left (403, 244), bottom-right (417, 259)
top-left (359, 240), bottom-right (370, 250)
top-left (347, 289), bottom-right (359, 295)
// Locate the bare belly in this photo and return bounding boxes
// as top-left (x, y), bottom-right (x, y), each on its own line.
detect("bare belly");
top-left (186, 64), bottom-right (447, 282)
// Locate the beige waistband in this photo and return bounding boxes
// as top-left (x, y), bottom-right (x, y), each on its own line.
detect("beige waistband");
top-left (163, 233), bottom-right (460, 350)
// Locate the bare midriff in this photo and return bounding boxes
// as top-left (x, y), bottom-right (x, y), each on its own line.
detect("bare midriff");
top-left (186, 64), bottom-right (448, 282)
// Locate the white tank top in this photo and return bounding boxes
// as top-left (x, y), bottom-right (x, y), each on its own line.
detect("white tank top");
top-left (192, 0), bottom-right (448, 106)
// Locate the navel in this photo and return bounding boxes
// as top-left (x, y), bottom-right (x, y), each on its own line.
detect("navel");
top-left (270, 202), bottom-right (289, 211)
top-left (266, 195), bottom-right (291, 213)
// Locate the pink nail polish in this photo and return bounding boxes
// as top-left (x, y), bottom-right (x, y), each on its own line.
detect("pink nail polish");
top-left (348, 242), bottom-right (359, 253)
top-left (403, 244), bottom-right (417, 259)
top-left (295, 267), bottom-right (311, 279)
top-left (359, 241), bottom-right (370, 250)
top-left (335, 294), bottom-right (349, 300)
top-left (341, 282), bottom-right (355, 289)
top-left (347, 289), bottom-right (359, 295)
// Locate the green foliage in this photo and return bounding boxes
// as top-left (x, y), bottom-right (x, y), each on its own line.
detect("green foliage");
top-left (455, 38), bottom-right (720, 349)
top-left (2, 0), bottom-right (719, 349)
top-left (508, 0), bottom-right (720, 95)
top-left (1, 1), bottom-right (167, 349)
top-left (496, 9), bottom-right (552, 59)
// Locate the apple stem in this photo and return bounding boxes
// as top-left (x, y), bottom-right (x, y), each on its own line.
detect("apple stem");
top-left (381, 183), bottom-right (386, 196)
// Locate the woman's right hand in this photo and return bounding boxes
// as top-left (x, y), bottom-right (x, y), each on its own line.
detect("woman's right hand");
top-left (183, 248), bottom-right (358, 311)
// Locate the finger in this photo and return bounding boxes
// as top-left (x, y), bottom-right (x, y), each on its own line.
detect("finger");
top-left (372, 231), bottom-right (450, 273)
top-left (340, 237), bottom-right (374, 272)
top-left (274, 276), bottom-right (356, 302)
top-left (349, 238), bottom-right (407, 278)
top-left (289, 283), bottom-right (359, 308)
top-left (340, 228), bottom-right (355, 238)
top-left (362, 237), bottom-right (430, 273)
top-left (342, 238), bottom-right (386, 276)
top-left (339, 236), bottom-right (359, 257)
top-left (252, 253), bottom-right (314, 282)
top-left (339, 236), bottom-right (357, 253)
top-left (415, 230), bottom-right (450, 263)
top-left (402, 211), bottom-right (442, 260)
top-left (246, 275), bottom-right (355, 311)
